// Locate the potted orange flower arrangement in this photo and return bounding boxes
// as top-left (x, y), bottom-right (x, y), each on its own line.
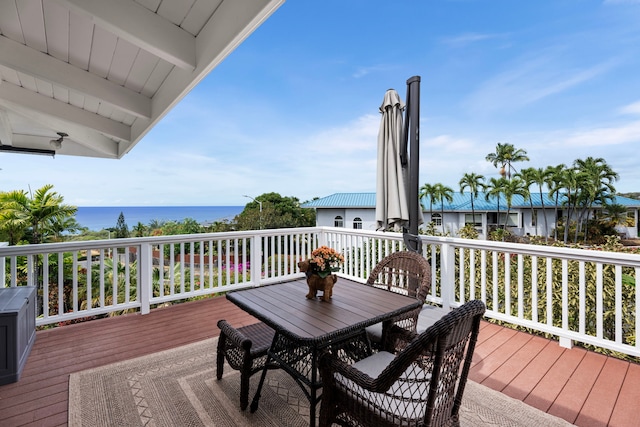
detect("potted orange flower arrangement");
top-left (308, 246), bottom-right (345, 278)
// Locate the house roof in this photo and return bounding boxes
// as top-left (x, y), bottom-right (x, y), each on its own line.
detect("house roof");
top-left (0, 0), bottom-right (284, 159)
top-left (302, 192), bottom-right (640, 211)
top-left (302, 193), bottom-right (376, 208)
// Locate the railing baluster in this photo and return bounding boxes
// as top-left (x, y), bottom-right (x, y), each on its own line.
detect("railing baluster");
top-left (480, 249), bottom-right (487, 304)
top-left (459, 248), bottom-right (465, 304)
top-left (505, 252), bottom-right (511, 317)
top-left (615, 265), bottom-right (622, 344)
top-left (73, 252), bottom-right (78, 313)
top-left (579, 261), bottom-right (585, 335)
top-left (517, 254), bottom-right (524, 319)
top-left (596, 263), bottom-right (603, 339)
top-left (58, 252), bottom-right (64, 316)
top-left (492, 251), bottom-right (499, 313)
top-left (546, 257), bottom-right (552, 327)
top-left (531, 255), bottom-right (538, 323)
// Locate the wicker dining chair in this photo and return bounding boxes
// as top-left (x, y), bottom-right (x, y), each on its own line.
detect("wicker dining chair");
top-left (364, 250), bottom-right (432, 350)
top-left (216, 320), bottom-right (276, 410)
top-left (319, 299), bottom-right (486, 427)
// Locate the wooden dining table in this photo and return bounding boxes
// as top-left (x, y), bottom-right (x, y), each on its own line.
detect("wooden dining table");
top-left (226, 276), bottom-right (423, 427)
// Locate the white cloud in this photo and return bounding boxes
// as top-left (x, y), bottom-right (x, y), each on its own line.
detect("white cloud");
top-left (440, 32), bottom-right (505, 48)
top-left (352, 65), bottom-right (393, 78)
top-left (563, 120), bottom-right (640, 147)
top-left (305, 114), bottom-right (379, 154)
top-left (465, 52), bottom-right (618, 115)
top-left (619, 101), bottom-right (640, 115)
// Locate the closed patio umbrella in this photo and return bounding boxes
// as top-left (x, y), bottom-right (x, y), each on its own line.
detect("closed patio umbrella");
top-left (376, 89), bottom-right (409, 232)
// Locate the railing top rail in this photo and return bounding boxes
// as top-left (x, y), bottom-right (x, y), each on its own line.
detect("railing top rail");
top-left (423, 235), bottom-right (640, 266)
top-left (0, 227), bottom-right (325, 256)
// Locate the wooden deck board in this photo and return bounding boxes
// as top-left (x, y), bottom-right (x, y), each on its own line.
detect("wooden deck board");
top-left (548, 350), bottom-right (607, 424)
top-left (609, 362), bottom-right (640, 427)
top-left (0, 296), bottom-right (636, 427)
top-left (524, 347), bottom-right (587, 412)
top-left (575, 357), bottom-right (629, 427)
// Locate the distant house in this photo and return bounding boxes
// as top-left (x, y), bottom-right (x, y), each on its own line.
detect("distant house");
top-left (302, 192), bottom-right (640, 239)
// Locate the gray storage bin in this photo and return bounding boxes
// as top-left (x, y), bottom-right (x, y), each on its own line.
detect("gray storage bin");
top-left (0, 286), bottom-right (36, 385)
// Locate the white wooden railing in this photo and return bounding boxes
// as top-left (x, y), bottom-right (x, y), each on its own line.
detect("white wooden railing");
top-left (0, 227), bottom-right (638, 358)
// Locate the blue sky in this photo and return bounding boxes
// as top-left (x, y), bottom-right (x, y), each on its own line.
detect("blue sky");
top-left (3, 0), bottom-right (640, 206)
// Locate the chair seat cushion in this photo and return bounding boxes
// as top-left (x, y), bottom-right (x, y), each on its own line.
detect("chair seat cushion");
top-left (417, 305), bottom-right (449, 334)
top-left (364, 322), bottom-right (383, 344)
top-left (236, 322), bottom-right (274, 356)
top-left (333, 351), bottom-right (432, 421)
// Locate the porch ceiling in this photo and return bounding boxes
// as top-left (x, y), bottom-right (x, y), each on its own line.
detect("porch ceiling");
top-left (0, 0), bottom-right (284, 159)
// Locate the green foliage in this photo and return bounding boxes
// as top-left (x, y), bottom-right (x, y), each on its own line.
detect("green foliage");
top-left (235, 192), bottom-right (316, 230)
top-left (422, 221), bottom-right (440, 236)
top-left (458, 224), bottom-right (479, 239)
top-left (132, 222), bottom-right (147, 237)
top-left (115, 212), bottom-right (129, 238)
top-left (488, 227), bottom-right (510, 241)
top-left (0, 184), bottom-right (77, 244)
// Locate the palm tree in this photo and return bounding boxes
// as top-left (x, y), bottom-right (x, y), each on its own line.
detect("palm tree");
top-left (601, 203), bottom-right (629, 228)
top-left (555, 167), bottom-right (586, 244)
top-left (485, 142), bottom-right (530, 180)
top-left (433, 183), bottom-right (454, 234)
top-left (459, 173), bottom-right (485, 230)
top-left (46, 215), bottom-right (85, 242)
top-left (516, 168), bottom-right (537, 236)
top-left (132, 222), bottom-right (148, 237)
top-left (419, 183), bottom-right (437, 224)
top-left (546, 164), bottom-right (567, 241)
top-left (573, 157), bottom-right (619, 242)
top-left (501, 177), bottom-right (529, 231)
top-left (0, 209), bottom-right (27, 245)
top-left (485, 177), bottom-right (507, 230)
top-left (0, 184), bottom-right (77, 245)
top-left (527, 167), bottom-right (551, 241)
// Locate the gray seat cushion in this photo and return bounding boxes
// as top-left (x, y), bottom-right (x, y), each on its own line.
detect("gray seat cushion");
top-left (417, 305), bottom-right (449, 333)
top-left (365, 322), bottom-right (383, 343)
top-left (333, 351), bottom-right (431, 420)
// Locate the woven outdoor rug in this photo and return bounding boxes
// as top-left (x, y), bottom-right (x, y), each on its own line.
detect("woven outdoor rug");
top-left (68, 338), bottom-right (574, 427)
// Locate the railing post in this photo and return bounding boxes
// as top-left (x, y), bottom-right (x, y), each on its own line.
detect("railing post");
top-left (440, 240), bottom-right (455, 310)
top-left (140, 243), bottom-right (152, 315)
top-left (250, 234), bottom-right (262, 286)
top-left (318, 227), bottom-right (328, 248)
top-left (0, 242), bottom-right (7, 287)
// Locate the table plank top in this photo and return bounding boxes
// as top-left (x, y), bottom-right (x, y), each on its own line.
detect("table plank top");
top-left (226, 277), bottom-right (422, 344)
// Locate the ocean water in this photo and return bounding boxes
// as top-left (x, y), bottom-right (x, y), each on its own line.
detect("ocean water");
top-left (75, 206), bottom-right (244, 231)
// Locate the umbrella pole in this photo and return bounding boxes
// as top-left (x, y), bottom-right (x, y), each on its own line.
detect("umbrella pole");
top-left (403, 76), bottom-right (422, 253)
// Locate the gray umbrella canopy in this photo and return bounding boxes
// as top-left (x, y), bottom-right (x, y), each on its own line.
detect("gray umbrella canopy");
top-left (376, 89), bottom-right (409, 231)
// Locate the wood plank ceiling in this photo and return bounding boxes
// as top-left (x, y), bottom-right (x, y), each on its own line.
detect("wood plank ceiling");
top-left (0, 0), bottom-right (284, 158)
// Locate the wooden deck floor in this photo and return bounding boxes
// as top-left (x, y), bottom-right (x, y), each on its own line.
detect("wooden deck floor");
top-left (1, 296), bottom-right (638, 427)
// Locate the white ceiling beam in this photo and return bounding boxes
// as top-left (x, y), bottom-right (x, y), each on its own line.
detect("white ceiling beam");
top-left (0, 35), bottom-right (151, 119)
top-left (0, 82), bottom-right (131, 142)
top-left (0, 107), bottom-right (13, 146)
top-left (59, 0), bottom-right (196, 71)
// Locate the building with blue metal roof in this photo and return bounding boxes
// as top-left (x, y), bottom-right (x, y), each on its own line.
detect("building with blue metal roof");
top-left (302, 192), bottom-right (640, 239)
